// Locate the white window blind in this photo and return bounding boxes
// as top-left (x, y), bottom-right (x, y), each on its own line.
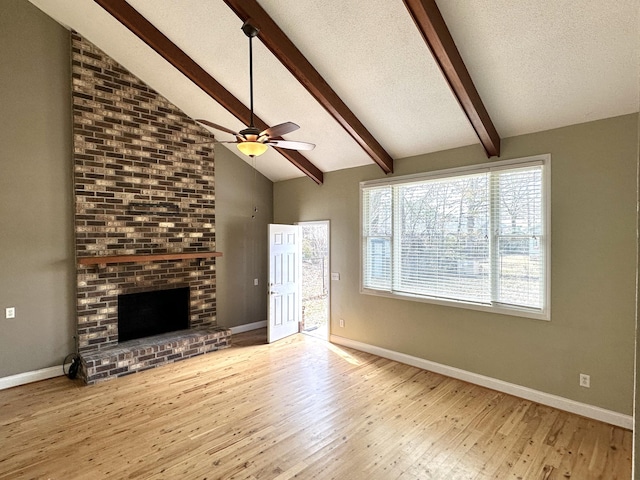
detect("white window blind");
top-left (492, 167), bottom-right (544, 309)
top-left (362, 185), bottom-right (392, 291)
top-left (361, 156), bottom-right (549, 319)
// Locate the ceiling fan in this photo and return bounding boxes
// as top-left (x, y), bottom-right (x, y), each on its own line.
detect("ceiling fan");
top-left (196, 20), bottom-right (315, 157)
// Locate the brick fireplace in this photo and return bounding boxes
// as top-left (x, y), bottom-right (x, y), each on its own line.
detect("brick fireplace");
top-left (72, 33), bottom-right (230, 384)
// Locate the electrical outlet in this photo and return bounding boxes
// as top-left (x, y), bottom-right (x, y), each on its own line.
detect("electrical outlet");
top-left (579, 373), bottom-right (590, 388)
top-left (254, 278), bottom-right (259, 286)
top-left (339, 318), bottom-right (345, 328)
top-left (5, 307), bottom-right (15, 319)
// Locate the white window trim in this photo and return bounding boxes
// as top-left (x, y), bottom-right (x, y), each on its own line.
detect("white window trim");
top-left (359, 154), bottom-right (551, 321)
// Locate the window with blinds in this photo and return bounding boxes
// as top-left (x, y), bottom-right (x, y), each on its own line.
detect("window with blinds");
top-left (361, 155), bottom-right (550, 320)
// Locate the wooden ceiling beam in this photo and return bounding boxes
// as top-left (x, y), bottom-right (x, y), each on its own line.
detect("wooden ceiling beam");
top-left (223, 0), bottom-right (394, 174)
top-left (93, 0), bottom-right (323, 184)
top-left (403, 0), bottom-right (501, 157)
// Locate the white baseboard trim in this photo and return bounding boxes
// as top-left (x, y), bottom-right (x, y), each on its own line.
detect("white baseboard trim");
top-left (330, 334), bottom-right (633, 430)
top-left (0, 366), bottom-right (63, 391)
top-left (230, 320), bottom-right (267, 335)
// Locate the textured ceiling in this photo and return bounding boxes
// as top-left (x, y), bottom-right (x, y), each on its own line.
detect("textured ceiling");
top-left (29, 0), bottom-right (640, 182)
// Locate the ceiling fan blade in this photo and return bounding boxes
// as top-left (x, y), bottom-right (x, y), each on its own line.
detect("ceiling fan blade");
top-left (193, 139), bottom-right (238, 145)
top-left (260, 122), bottom-right (299, 138)
top-left (195, 119), bottom-right (239, 136)
top-left (268, 139), bottom-right (316, 151)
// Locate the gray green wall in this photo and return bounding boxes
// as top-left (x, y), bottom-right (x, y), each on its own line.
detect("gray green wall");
top-left (275, 114), bottom-right (639, 415)
top-left (215, 146), bottom-right (273, 329)
top-left (0, 0), bottom-right (75, 377)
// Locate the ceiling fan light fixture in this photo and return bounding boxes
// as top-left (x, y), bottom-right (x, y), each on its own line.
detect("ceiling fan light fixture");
top-left (237, 141), bottom-right (269, 157)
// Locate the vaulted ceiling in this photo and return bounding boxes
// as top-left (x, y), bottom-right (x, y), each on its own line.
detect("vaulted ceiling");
top-left (29, 0), bottom-right (639, 183)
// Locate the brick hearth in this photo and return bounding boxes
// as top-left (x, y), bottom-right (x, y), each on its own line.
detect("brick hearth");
top-left (80, 326), bottom-right (230, 385)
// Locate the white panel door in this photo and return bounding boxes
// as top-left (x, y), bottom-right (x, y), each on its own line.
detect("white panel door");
top-left (268, 224), bottom-right (301, 343)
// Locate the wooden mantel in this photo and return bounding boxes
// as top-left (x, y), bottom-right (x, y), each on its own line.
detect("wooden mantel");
top-left (78, 251), bottom-right (222, 267)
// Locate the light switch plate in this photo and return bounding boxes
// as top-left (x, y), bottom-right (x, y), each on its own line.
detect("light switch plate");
top-left (331, 272), bottom-right (340, 281)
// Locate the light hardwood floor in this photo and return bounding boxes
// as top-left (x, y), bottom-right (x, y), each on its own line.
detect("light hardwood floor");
top-left (0, 329), bottom-right (631, 479)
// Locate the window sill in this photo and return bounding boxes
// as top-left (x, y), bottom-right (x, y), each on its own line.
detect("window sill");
top-left (360, 287), bottom-right (550, 321)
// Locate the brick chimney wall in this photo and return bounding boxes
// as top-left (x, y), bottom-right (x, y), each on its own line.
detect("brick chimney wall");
top-left (72, 33), bottom-right (219, 354)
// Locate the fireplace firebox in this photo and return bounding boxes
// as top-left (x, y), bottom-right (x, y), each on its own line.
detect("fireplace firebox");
top-left (118, 287), bottom-right (190, 342)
